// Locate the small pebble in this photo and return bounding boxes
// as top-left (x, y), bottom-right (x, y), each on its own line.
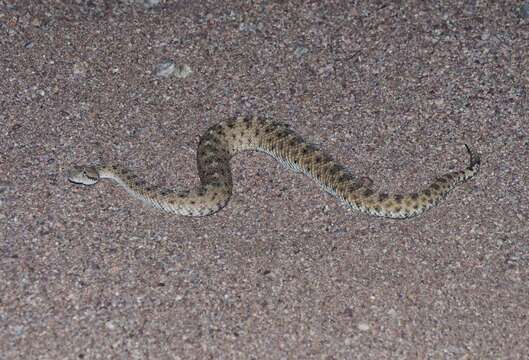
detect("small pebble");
top-left (154, 60), bottom-right (176, 78)
top-left (143, 0), bottom-right (160, 8)
top-left (239, 22), bottom-right (257, 32)
top-left (294, 46), bottom-right (309, 58)
top-left (30, 17), bottom-right (42, 27)
top-left (174, 64), bottom-right (192, 78)
top-left (521, 3), bottom-right (529, 18)
top-left (357, 322), bottom-right (370, 331)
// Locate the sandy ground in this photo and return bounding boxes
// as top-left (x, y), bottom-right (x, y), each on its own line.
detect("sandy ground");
top-left (1, 1), bottom-right (528, 358)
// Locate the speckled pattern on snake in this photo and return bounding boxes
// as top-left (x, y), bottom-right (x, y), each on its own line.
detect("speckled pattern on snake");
top-left (68, 116), bottom-right (480, 219)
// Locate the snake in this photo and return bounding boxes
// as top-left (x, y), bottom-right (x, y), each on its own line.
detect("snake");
top-left (68, 116), bottom-right (480, 219)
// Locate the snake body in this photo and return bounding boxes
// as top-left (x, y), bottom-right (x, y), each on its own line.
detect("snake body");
top-left (68, 116), bottom-right (480, 219)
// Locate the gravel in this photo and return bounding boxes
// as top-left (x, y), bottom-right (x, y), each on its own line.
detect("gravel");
top-left (1, 1), bottom-right (528, 358)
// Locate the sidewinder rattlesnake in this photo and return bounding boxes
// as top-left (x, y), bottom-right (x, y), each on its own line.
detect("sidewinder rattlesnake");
top-left (68, 116), bottom-right (480, 219)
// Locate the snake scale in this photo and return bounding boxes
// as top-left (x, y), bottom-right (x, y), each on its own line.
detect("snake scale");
top-left (68, 116), bottom-right (480, 219)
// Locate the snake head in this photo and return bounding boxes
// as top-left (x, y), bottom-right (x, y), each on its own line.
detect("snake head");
top-left (67, 166), bottom-right (100, 185)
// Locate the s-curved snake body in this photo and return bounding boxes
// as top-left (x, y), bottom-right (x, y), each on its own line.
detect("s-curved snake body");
top-left (68, 116), bottom-right (480, 219)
